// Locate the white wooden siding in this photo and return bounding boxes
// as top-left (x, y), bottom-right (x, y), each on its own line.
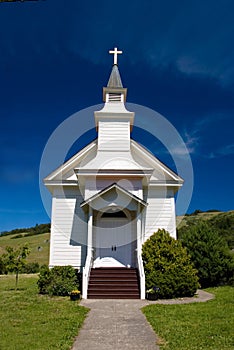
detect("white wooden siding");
top-left (98, 121), bottom-right (130, 151)
top-left (49, 188), bottom-right (87, 269)
top-left (144, 188), bottom-right (176, 240)
top-left (85, 178), bottom-right (143, 200)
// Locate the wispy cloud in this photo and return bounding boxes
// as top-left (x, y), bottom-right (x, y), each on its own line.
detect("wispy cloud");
top-left (184, 131), bottom-right (199, 154)
top-left (170, 133), bottom-right (199, 157)
top-left (207, 144), bottom-right (234, 159)
top-left (175, 112), bottom-right (234, 159)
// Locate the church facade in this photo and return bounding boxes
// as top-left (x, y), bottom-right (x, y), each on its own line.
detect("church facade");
top-left (44, 49), bottom-right (183, 299)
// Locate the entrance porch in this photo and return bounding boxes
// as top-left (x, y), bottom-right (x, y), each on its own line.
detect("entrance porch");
top-left (80, 183), bottom-right (147, 299)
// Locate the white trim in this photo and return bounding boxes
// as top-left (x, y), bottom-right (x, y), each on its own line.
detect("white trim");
top-left (80, 183), bottom-right (148, 209)
top-left (149, 180), bottom-right (183, 185)
top-left (44, 180), bottom-right (78, 186)
top-left (49, 197), bottom-right (56, 267)
top-left (75, 169), bottom-right (153, 177)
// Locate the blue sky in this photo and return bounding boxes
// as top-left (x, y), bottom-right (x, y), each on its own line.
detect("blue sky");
top-left (0, 0), bottom-right (233, 231)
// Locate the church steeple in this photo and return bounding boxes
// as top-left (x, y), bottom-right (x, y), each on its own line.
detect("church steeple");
top-left (103, 47), bottom-right (127, 103)
top-left (95, 48), bottom-right (134, 151)
top-left (107, 64), bottom-right (123, 88)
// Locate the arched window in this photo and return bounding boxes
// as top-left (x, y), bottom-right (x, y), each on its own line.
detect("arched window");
top-left (101, 210), bottom-right (127, 218)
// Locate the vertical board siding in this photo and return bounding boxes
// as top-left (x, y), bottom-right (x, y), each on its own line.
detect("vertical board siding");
top-left (49, 191), bottom-right (87, 269)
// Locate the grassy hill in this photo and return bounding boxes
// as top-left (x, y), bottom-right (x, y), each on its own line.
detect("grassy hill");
top-left (177, 210), bottom-right (234, 249)
top-left (177, 210), bottom-right (223, 228)
top-left (0, 232), bottom-right (50, 265)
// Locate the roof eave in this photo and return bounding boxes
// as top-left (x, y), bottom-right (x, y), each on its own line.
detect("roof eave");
top-left (80, 183), bottom-right (148, 209)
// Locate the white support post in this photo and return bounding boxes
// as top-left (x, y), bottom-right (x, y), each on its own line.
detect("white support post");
top-left (87, 206), bottom-right (93, 249)
top-left (137, 204), bottom-right (141, 252)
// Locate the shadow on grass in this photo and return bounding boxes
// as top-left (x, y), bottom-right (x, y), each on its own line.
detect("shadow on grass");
top-left (8, 288), bottom-right (26, 291)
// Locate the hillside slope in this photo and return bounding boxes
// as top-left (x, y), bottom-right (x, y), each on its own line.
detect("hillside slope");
top-left (0, 232), bottom-right (50, 265)
top-left (177, 210), bottom-right (234, 249)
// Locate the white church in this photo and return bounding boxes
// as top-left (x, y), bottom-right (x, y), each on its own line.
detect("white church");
top-left (44, 48), bottom-right (183, 299)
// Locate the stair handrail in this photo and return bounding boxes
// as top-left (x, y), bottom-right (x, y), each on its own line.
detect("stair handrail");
top-left (82, 248), bottom-right (93, 299)
top-left (136, 250), bottom-right (145, 299)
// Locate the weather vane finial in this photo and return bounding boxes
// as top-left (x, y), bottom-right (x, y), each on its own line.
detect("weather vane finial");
top-left (109, 47), bottom-right (123, 65)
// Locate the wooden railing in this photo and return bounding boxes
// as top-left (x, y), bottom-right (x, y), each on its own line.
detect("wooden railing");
top-left (82, 248), bottom-right (93, 299)
top-left (136, 248), bottom-right (145, 299)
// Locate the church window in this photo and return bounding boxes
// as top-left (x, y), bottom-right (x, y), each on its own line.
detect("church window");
top-left (101, 210), bottom-right (127, 218)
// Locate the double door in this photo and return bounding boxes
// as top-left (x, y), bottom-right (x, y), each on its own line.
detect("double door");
top-left (94, 218), bottom-right (132, 266)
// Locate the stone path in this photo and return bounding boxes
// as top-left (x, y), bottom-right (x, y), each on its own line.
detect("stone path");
top-left (71, 290), bottom-right (214, 350)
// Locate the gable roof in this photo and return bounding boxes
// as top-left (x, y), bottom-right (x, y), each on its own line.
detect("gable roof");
top-left (80, 182), bottom-right (147, 210)
top-left (44, 137), bottom-right (183, 188)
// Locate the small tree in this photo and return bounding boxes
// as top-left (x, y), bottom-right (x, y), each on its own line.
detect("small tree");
top-left (180, 221), bottom-right (234, 288)
top-left (142, 229), bottom-right (199, 299)
top-left (3, 245), bottom-right (30, 290)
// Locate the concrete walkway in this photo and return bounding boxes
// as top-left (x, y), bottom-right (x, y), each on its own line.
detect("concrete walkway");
top-left (71, 299), bottom-right (159, 350)
top-left (71, 290), bottom-right (214, 350)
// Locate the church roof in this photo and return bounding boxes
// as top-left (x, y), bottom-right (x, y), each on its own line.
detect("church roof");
top-left (80, 182), bottom-right (148, 209)
top-left (107, 64), bottom-right (123, 88)
top-left (44, 138), bottom-right (184, 189)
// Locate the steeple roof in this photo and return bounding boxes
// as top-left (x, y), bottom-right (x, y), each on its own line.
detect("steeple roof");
top-left (102, 47), bottom-right (127, 102)
top-left (107, 64), bottom-right (123, 88)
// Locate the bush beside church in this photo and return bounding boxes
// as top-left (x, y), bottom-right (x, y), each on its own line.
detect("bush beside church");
top-left (142, 229), bottom-right (199, 299)
top-left (37, 265), bottom-right (80, 296)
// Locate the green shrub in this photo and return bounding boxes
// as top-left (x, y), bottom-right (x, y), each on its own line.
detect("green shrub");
top-left (208, 211), bottom-right (234, 249)
top-left (0, 256), bottom-right (7, 275)
top-left (180, 221), bottom-right (234, 288)
top-left (10, 234), bottom-right (24, 239)
top-left (20, 262), bottom-right (40, 274)
top-left (37, 265), bottom-right (79, 296)
top-left (142, 229), bottom-right (199, 299)
top-left (37, 265), bottom-right (52, 294)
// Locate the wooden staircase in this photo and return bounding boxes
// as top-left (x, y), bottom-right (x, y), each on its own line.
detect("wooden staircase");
top-left (87, 267), bottom-right (140, 299)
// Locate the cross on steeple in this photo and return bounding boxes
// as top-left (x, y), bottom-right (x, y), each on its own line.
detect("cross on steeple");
top-left (109, 47), bottom-right (122, 65)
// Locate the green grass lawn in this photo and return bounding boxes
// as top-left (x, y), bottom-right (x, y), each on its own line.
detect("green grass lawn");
top-left (143, 286), bottom-right (234, 350)
top-left (0, 274), bottom-right (89, 350)
top-left (0, 232), bottom-right (50, 265)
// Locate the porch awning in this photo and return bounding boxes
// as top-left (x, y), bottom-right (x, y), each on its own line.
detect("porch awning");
top-left (80, 182), bottom-right (147, 211)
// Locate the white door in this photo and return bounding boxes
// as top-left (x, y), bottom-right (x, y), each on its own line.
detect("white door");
top-left (94, 217), bottom-right (132, 266)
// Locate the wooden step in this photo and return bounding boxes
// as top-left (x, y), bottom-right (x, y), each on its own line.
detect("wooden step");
top-left (88, 285), bottom-right (139, 291)
top-left (90, 270), bottom-right (138, 276)
top-left (87, 267), bottom-right (140, 299)
top-left (89, 280), bottom-right (138, 285)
